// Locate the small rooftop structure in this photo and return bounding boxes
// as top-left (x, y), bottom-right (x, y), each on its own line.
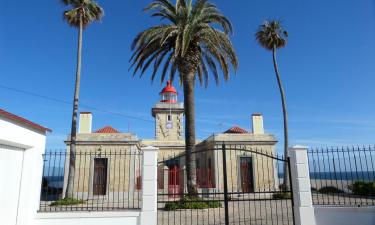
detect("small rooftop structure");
top-left (160, 81), bottom-right (178, 103)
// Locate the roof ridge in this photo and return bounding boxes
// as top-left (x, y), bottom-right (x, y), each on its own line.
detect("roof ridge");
top-left (94, 125), bottom-right (120, 134)
top-left (224, 126), bottom-right (248, 134)
top-left (0, 109), bottom-right (51, 133)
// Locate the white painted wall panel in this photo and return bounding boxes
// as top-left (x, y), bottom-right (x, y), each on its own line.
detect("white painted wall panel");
top-left (34, 212), bottom-right (140, 225)
top-left (0, 147), bottom-right (24, 225)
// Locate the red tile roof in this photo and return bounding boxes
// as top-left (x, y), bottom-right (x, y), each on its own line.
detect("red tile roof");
top-left (94, 126), bottom-right (120, 134)
top-left (224, 126), bottom-right (248, 134)
top-left (0, 109), bottom-right (51, 133)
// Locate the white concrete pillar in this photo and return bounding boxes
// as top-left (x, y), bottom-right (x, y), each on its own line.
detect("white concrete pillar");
top-left (288, 145), bottom-right (316, 225)
top-left (140, 146), bottom-right (158, 225)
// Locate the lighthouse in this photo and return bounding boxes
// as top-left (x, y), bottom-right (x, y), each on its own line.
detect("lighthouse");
top-left (152, 81), bottom-right (184, 141)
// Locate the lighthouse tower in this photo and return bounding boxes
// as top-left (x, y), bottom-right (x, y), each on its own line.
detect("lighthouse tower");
top-left (152, 81), bottom-right (184, 141)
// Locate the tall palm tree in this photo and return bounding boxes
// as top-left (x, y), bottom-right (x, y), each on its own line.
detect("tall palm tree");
top-left (63, 0), bottom-right (103, 198)
top-left (255, 20), bottom-right (290, 189)
top-left (130, 0), bottom-right (238, 195)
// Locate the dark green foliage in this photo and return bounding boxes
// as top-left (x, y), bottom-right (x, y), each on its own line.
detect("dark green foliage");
top-left (318, 186), bottom-right (344, 194)
top-left (348, 181), bottom-right (375, 196)
top-left (255, 20), bottom-right (288, 50)
top-left (62, 0), bottom-right (104, 29)
top-left (272, 192), bottom-right (291, 199)
top-left (50, 198), bottom-right (86, 206)
top-left (164, 196), bottom-right (222, 211)
top-left (130, 0), bottom-right (238, 87)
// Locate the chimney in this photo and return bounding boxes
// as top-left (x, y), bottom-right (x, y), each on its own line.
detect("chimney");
top-left (79, 112), bottom-right (92, 133)
top-left (252, 113), bottom-right (264, 134)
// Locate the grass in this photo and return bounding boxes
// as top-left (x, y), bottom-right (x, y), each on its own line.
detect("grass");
top-left (164, 196), bottom-right (222, 211)
top-left (50, 198), bottom-right (86, 206)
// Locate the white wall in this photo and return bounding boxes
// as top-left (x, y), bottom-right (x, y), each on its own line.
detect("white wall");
top-left (315, 207), bottom-right (375, 225)
top-left (0, 146), bottom-right (25, 225)
top-left (0, 116), bottom-right (47, 225)
top-left (0, 114), bottom-right (158, 225)
top-left (34, 212), bottom-right (140, 225)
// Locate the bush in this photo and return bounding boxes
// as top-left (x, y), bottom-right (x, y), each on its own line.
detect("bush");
top-left (318, 186), bottom-right (344, 194)
top-left (272, 192), bottom-right (291, 199)
top-left (164, 196), bottom-right (222, 211)
top-left (50, 198), bottom-right (85, 206)
top-left (348, 181), bottom-right (375, 196)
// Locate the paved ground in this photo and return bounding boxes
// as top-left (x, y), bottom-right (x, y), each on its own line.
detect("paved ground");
top-left (157, 199), bottom-right (294, 225)
top-left (312, 192), bottom-right (375, 206)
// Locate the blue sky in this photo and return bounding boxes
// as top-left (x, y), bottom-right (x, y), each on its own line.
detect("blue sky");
top-left (1, 0), bottom-right (375, 151)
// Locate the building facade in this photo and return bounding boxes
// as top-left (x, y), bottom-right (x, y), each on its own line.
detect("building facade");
top-left (63, 82), bottom-right (278, 199)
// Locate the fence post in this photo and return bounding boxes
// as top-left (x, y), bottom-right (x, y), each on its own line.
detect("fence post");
top-left (221, 143), bottom-right (229, 225)
top-left (288, 145), bottom-right (316, 225)
top-left (140, 146), bottom-right (158, 225)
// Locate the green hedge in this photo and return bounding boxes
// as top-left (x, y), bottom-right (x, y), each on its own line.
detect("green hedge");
top-left (272, 192), bottom-right (291, 199)
top-left (348, 181), bottom-right (375, 196)
top-left (50, 198), bottom-right (86, 206)
top-left (318, 186), bottom-right (344, 194)
top-left (164, 196), bottom-right (222, 211)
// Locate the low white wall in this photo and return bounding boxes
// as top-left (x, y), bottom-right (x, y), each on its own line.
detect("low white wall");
top-left (34, 211), bottom-right (140, 225)
top-left (0, 116), bottom-right (47, 225)
top-left (315, 206), bottom-right (375, 225)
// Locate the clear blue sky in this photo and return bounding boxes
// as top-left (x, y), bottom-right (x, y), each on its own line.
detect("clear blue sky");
top-left (1, 0), bottom-right (375, 151)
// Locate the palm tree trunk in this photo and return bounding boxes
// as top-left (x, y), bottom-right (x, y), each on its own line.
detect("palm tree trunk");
top-left (182, 71), bottom-right (198, 196)
top-left (65, 15), bottom-right (83, 199)
top-left (272, 46), bottom-right (290, 190)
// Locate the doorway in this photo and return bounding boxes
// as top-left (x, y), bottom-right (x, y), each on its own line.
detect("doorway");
top-left (93, 158), bottom-right (108, 195)
top-left (240, 157), bottom-right (254, 193)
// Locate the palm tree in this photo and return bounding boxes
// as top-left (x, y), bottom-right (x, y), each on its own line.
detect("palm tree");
top-left (255, 20), bottom-right (290, 189)
top-left (62, 0), bottom-right (103, 198)
top-left (130, 0), bottom-right (238, 195)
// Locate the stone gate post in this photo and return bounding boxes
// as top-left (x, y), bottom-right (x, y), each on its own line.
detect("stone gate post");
top-left (288, 145), bottom-right (316, 225)
top-left (140, 146), bottom-right (158, 225)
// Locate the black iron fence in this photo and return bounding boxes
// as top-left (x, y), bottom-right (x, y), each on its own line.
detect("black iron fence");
top-left (307, 146), bottom-right (375, 206)
top-left (157, 144), bottom-right (294, 225)
top-left (39, 149), bottom-right (143, 211)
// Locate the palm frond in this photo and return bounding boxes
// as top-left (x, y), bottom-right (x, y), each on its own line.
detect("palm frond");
top-left (130, 0), bottom-right (238, 87)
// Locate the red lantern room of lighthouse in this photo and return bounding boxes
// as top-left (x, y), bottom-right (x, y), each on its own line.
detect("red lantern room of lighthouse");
top-left (160, 81), bottom-right (178, 103)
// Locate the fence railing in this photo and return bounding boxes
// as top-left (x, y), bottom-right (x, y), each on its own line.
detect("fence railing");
top-left (307, 146), bottom-right (375, 207)
top-left (157, 145), bottom-right (294, 225)
top-left (39, 149), bottom-right (143, 212)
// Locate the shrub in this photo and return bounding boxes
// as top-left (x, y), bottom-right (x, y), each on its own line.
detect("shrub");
top-left (318, 186), bottom-right (344, 194)
top-left (272, 192), bottom-right (291, 199)
top-left (348, 181), bottom-right (375, 196)
top-left (164, 195), bottom-right (222, 211)
top-left (50, 198), bottom-right (85, 206)
top-left (164, 202), bottom-right (181, 211)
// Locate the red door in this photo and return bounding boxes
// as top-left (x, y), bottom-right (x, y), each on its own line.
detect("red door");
top-left (240, 157), bottom-right (254, 193)
top-left (168, 166), bottom-right (181, 198)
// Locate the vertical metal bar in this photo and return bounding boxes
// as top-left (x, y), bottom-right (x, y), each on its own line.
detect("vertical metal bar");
top-left (287, 157), bottom-right (296, 225)
top-left (221, 143), bottom-right (229, 225)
